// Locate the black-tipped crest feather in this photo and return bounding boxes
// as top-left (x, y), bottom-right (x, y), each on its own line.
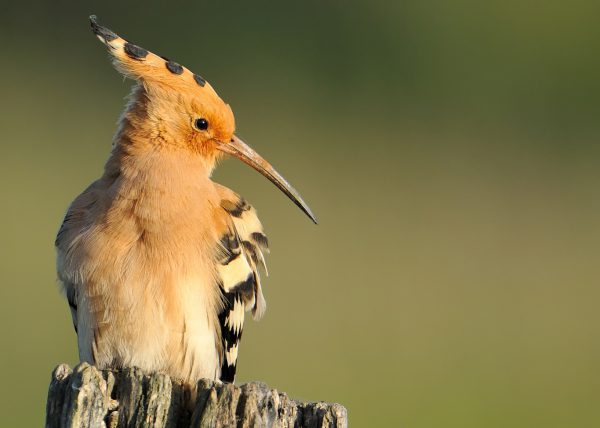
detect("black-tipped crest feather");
top-left (89, 15), bottom-right (118, 43)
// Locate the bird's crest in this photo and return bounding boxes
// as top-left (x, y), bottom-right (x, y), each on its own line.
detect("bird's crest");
top-left (90, 15), bottom-right (224, 108)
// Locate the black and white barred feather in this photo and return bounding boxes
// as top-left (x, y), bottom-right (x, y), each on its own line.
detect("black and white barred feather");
top-left (216, 193), bottom-right (269, 382)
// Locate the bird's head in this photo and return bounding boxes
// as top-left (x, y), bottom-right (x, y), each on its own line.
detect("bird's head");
top-left (90, 16), bottom-right (316, 223)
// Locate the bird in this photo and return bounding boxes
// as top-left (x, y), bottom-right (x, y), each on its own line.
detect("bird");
top-left (55, 16), bottom-right (316, 385)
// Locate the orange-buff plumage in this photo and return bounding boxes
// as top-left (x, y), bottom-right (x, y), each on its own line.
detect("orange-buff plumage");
top-left (55, 16), bottom-right (315, 385)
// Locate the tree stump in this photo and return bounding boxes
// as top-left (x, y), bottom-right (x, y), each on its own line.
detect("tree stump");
top-left (45, 363), bottom-right (348, 428)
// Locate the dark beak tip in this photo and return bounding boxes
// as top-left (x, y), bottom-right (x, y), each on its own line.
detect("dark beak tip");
top-left (301, 206), bottom-right (318, 224)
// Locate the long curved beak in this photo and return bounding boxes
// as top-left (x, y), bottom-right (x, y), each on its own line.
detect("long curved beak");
top-left (217, 135), bottom-right (317, 224)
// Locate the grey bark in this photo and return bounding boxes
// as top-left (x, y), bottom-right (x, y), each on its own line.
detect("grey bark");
top-left (45, 363), bottom-right (348, 428)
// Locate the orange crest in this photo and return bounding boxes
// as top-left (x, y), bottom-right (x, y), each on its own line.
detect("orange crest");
top-left (90, 15), bottom-right (235, 142)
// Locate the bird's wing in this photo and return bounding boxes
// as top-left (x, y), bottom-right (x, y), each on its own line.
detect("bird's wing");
top-left (55, 182), bottom-right (100, 337)
top-left (214, 184), bottom-right (269, 382)
top-left (56, 217), bottom-right (79, 334)
top-left (54, 181), bottom-right (99, 359)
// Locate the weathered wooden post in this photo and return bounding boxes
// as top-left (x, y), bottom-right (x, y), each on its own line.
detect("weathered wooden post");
top-left (45, 363), bottom-right (347, 428)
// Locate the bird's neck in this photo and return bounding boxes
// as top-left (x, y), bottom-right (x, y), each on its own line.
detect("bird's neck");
top-left (98, 84), bottom-right (222, 230)
top-left (100, 144), bottom-right (221, 235)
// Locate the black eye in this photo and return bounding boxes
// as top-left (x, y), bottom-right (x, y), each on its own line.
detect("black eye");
top-left (195, 118), bottom-right (209, 131)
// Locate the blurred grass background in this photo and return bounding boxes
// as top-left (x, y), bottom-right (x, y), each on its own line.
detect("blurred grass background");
top-left (1, 1), bottom-right (599, 426)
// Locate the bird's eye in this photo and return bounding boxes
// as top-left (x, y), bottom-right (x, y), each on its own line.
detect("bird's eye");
top-left (195, 118), bottom-right (209, 131)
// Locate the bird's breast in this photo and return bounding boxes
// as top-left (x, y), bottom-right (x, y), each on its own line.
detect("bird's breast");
top-left (66, 156), bottom-right (227, 382)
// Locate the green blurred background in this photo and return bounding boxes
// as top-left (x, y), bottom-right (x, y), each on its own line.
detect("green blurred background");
top-left (1, 1), bottom-right (599, 426)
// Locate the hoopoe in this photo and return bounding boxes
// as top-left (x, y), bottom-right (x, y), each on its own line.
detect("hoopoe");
top-left (55, 16), bottom-right (316, 385)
